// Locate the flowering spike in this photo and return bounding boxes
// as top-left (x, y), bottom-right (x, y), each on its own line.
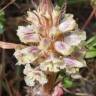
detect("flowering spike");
top-left (13, 0), bottom-right (87, 95)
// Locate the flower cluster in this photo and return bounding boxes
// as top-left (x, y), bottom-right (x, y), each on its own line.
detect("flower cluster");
top-left (14, 0), bottom-right (86, 87)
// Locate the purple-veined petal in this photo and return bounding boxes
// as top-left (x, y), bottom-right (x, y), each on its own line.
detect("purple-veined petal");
top-left (58, 14), bottom-right (76, 33)
top-left (54, 41), bottom-right (74, 56)
top-left (17, 25), bottom-right (40, 43)
top-left (64, 58), bottom-right (86, 68)
top-left (64, 31), bottom-right (86, 46)
top-left (14, 46), bottom-right (41, 65)
top-left (22, 33), bottom-right (40, 43)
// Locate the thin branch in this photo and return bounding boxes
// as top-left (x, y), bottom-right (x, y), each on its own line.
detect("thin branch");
top-left (0, 0), bottom-right (16, 12)
top-left (82, 7), bottom-right (96, 30)
top-left (5, 78), bottom-right (13, 96)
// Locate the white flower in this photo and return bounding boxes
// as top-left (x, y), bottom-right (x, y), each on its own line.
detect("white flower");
top-left (64, 58), bottom-right (86, 75)
top-left (64, 58), bottom-right (86, 68)
top-left (24, 64), bottom-right (48, 86)
top-left (14, 46), bottom-right (41, 65)
top-left (58, 14), bottom-right (76, 33)
top-left (64, 31), bottom-right (86, 46)
top-left (17, 25), bottom-right (40, 43)
top-left (40, 55), bottom-right (65, 72)
top-left (23, 64), bottom-right (33, 74)
top-left (24, 76), bottom-right (35, 86)
top-left (54, 41), bottom-right (74, 56)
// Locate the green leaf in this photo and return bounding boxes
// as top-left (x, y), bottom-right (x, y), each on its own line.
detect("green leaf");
top-left (0, 11), bottom-right (5, 34)
top-left (86, 36), bottom-right (96, 45)
top-left (56, 0), bottom-right (87, 6)
top-left (0, 11), bottom-right (5, 23)
top-left (88, 46), bottom-right (96, 50)
top-left (63, 77), bottom-right (73, 88)
top-left (85, 50), bottom-right (96, 58)
top-left (86, 36), bottom-right (96, 49)
top-left (0, 23), bottom-right (4, 34)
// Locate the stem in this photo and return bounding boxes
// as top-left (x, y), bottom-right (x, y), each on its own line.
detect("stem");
top-left (0, 0), bottom-right (15, 12)
top-left (82, 7), bottom-right (96, 30)
top-left (43, 72), bottom-right (57, 95)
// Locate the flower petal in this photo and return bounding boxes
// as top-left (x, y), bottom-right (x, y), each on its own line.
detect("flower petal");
top-left (40, 55), bottom-right (64, 72)
top-left (71, 73), bottom-right (82, 79)
top-left (64, 58), bottom-right (86, 68)
top-left (59, 14), bottom-right (76, 33)
top-left (14, 46), bottom-right (41, 65)
top-left (54, 41), bottom-right (74, 56)
top-left (24, 64), bottom-right (47, 86)
top-left (24, 76), bottom-right (35, 86)
top-left (27, 11), bottom-right (40, 25)
top-left (52, 84), bottom-right (64, 96)
top-left (17, 25), bottom-right (40, 43)
top-left (23, 64), bottom-right (33, 75)
top-left (64, 31), bottom-right (86, 46)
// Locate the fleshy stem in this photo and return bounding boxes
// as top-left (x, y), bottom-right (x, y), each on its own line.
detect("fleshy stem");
top-left (42, 73), bottom-right (57, 96)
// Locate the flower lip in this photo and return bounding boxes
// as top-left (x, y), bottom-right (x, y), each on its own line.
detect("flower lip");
top-left (64, 58), bottom-right (86, 68)
top-left (17, 25), bottom-right (41, 43)
top-left (24, 64), bottom-right (48, 86)
top-left (58, 14), bottom-right (76, 33)
top-left (14, 46), bottom-right (41, 65)
top-left (54, 41), bottom-right (74, 56)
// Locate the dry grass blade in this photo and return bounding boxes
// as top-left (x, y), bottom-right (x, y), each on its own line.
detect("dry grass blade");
top-left (0, 0), bottom-right (16, 12)
top-left (0, 41), bottom-right (19, 49)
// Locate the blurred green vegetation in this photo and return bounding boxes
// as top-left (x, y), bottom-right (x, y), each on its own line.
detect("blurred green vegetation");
top-left (63, 77), bottom-right (74, 88)
top-left (0, 11), bottom-right (5, 34)
top-left (56, 0), bottom-right (88, 6)
top-left (85, 36), bottom-right (96, 58)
